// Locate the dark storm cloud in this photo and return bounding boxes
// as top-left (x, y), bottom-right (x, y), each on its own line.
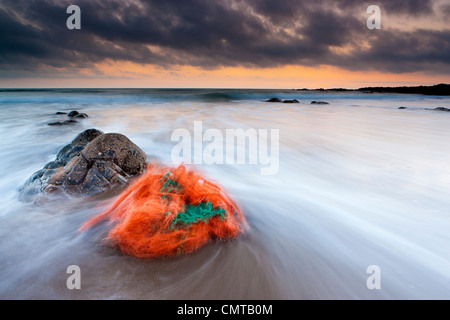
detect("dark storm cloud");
top-left (0, 0), bottom-right (449, 77)
top-left (339, 28), bottom-right (450, 73)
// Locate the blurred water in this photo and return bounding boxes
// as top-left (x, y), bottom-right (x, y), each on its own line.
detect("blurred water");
top-left (0, 89), bottom-right (449, 299)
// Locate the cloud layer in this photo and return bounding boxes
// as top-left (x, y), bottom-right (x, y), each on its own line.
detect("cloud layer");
top-left (1, 0), bottom-right (449, 78)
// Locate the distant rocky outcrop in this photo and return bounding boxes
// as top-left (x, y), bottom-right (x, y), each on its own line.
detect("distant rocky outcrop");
top-left (434, 107), bottom-right (450, 112)
top-left (357, 84), bottom-right (450, 96)
top-left (293, 84), bottom-right (450, 96)
top-left (20, 129), bottom-right (147, 202)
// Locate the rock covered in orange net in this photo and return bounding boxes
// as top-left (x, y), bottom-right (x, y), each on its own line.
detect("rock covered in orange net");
top-left (80, 163), bottom-right (247, 258)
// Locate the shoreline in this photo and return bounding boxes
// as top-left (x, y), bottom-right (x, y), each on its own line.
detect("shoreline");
top-left (295, 83), bottom-right (450, 96)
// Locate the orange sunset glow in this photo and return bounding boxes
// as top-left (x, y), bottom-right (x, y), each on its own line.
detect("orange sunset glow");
top-left (1, 64), bottom-right (449, 89)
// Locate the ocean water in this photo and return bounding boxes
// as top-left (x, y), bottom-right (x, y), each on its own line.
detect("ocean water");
top-left (0, 89), bottom-right (449, 299)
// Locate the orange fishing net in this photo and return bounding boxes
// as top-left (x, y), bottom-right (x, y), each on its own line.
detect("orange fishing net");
top-left (81, 164), bottom-right (246, 258)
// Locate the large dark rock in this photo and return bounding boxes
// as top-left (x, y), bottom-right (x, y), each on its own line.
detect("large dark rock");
top-left (20, 129), bottom-right (147, 202)
top-left (56, 129), bottom-right (104, 165)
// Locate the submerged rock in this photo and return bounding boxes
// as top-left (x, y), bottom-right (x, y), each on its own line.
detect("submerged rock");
top-left (434, 107), bottom-right (450, 112)
top-left (398, 107), bottom-right (407, 110)
top-left (311, 101), bottom-right (329, 105)
top-left (74, 113), bottom-right (89, 118)
top-left (67, 110), bottom-right (89, 118)
top-left (55, 112), bottom-right (68, 115)
top-left (48, 120), bottom-right (78, 126)
top-left (20, 129), bottom-right (147, 202)
top-left (68, 111), bottom-right (80, 117)
top-left (266, 98), bottom-right (283, 103)
top-left (283, 99), bottom-right (299, 104)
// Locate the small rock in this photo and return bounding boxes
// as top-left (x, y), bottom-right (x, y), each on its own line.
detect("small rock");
top-left (55, 112), bottom-right (68, 115)
top-left (48, 120), bottom-right (78, 126)
top-left (434, 107), bottom-right (450, 112)
top-left (311, 101), bottom-right (329, 105)
top-left (74, 113), bottom-right (89, 118)
top-left (266, 98), bottom-right (283, 103)
top-left (283, 99), bottom-right (299, 104)
top-left (398, 107), bottom-right (407, 110)
top-left (68, 111), bottom-right (80, 117)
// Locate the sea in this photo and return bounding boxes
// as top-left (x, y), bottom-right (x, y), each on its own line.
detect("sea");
top-left (0, 88), bottom-right (449, 299)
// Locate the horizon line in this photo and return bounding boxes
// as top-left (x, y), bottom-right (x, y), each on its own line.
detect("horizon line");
top-left (0, 83), bottom-right (448, 91)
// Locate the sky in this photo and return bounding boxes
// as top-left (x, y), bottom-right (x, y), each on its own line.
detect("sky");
top-left (0, 0), bottom-right (450, 89)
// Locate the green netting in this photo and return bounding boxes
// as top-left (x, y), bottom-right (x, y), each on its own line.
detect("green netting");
top-left (171, 202), bottom-right (228, 230)
top-left (160, 173), bottom-right (183, 200)
top-left (160, 172), bottom-right (228, 230)
top-left (161, 173), bottom-right (183, 193)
